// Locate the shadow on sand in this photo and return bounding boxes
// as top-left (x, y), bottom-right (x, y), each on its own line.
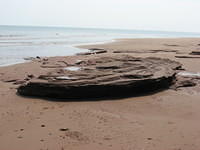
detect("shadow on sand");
top-left (16, 81), bottom-right (172, 102)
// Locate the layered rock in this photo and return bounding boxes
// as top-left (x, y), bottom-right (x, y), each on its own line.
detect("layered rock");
top-left (17, 55), bottom-right (181, 99)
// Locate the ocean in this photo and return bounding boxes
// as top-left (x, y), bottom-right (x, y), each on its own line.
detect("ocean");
top-left (0, 25), bottom-right (200, 67)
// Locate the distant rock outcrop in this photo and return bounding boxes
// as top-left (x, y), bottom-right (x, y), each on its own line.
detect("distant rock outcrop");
top-left (17, 55), bottom-right (181, 99)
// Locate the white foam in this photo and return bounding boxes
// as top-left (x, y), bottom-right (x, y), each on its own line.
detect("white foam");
top-left (64, 66), bottom-right (80, 71)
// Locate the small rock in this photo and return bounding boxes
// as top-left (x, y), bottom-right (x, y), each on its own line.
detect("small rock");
top-left (27, 74), bottom-right (34, 78)
top-left (59, 128), bottom-right (69, 131)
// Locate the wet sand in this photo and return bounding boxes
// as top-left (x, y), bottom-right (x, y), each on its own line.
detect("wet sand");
top-left (1, 38), bottom-right (200, 150)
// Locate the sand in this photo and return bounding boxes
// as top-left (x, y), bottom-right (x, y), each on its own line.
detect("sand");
top-left (0, 38), bottom-right (200, 150)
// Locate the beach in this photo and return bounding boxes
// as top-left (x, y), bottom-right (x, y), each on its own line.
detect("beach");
top-left (0, 38), bottom-right (200, 150)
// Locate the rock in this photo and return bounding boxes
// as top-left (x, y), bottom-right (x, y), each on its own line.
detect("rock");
top-left (113, 49), bottom-right (178, 54)
top-left (41, 125), bottom-right (45, 127)
top-left (95, 50), bottom-right (107, 54)
top-left (77, 50), bottom-right (107, 56)
top-left (17, 55), bottom-right (181, 99)
top-left (14, 80), bottom-right (26, 85)
top-left (177, 80), bottom-right (196, 88)
top-left (59, 128), bottom-right (69, 131)
top-left (189, 51), bottom-right (200, 55)
top-left (172, 76), bottom-right (197, 89)
top-left (36, 56), bottom-right (41, 59)
top-left (27, 74), bottom-right (34, 78)
top-left (76, 52), bottom-right (93, 56)
top-left (175, 56), bottom-right (200, 59)
top-left (5, 79), bottom-right (18, 82)
top-left (89, 48), bottom-right (105, 51)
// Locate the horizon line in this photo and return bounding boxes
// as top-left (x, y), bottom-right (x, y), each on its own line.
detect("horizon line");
top-left (0, 24), bottom-right (200, 34)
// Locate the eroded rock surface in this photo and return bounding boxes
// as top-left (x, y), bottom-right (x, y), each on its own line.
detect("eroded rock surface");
top-left (17, 55), bottom-right (181, 99)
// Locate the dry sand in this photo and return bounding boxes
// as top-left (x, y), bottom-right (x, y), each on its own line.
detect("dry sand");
top-left (0, 38), bottom-right (200, 150)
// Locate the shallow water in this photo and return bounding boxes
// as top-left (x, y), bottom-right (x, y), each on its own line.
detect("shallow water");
top-left (1, 25), bottom-right (200, 67)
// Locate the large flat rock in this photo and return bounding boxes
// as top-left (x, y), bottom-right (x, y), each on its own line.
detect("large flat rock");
top-left (17, 55), bottom-right (181, 99)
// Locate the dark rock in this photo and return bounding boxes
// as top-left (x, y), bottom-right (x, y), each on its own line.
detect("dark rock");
top-left (14, 80), bottom-right (26, 85)
top-left (175, 56), bottom-right (200, 59)
top-left (36, 56), bottom-right (41, 59)
top-left (76, 52), bottom-right (93, 56)
top-left (89, 48), bottom-right (105, 51)
top-left (59, 128), bottom-right (69, 131)
top-left (17, 55), bottom-right (181, 99)
top-left (5, 79), bottom-right (18, 82)
top-left (95, 50), bottom-right (107, 54)
top-left (189, 51), bottom-right (200, 55)
top-left (27, 74), bottom-right (34, 78)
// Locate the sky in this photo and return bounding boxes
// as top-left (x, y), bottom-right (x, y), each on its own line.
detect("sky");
top-left (0, 0), bottom-right (200, 32)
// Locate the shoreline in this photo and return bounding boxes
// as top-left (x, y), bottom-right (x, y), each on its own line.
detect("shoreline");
top-left (2, 37), bottom-right (200, 68)
top-left (1, 38), bottom-right (200, 150)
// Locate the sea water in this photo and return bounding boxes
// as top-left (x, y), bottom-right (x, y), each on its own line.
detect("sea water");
top-left (1, 25), bottom-right (200, 67)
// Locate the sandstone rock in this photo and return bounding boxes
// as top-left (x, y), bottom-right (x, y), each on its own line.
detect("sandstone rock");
top-left (17, 55), bottom-right (181, 99)
top-left (172, 77), bottom-right (196, 89)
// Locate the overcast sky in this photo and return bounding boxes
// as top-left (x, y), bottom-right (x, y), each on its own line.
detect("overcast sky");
top-left (0, 0), bottom-right (200, 32)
